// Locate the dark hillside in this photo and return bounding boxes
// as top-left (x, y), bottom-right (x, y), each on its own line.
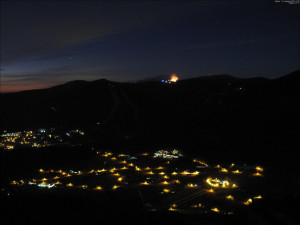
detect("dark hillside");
top-left (1, 71), bottom-right (299, 163)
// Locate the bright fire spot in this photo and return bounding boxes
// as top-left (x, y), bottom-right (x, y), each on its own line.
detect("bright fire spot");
top-left (169, 74), bottom-right (179, 83)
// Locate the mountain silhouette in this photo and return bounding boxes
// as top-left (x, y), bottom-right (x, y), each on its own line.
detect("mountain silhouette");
top-left (1, 70), bottom-right (299, 161)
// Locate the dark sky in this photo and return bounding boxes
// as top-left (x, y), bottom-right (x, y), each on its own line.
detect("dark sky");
top-left (1, 1), bottom-right (299, 92)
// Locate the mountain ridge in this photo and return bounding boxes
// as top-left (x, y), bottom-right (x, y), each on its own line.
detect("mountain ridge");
top-left (2, 70), bottom-right (299, 95)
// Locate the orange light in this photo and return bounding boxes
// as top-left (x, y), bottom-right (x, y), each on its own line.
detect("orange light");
top-left (169, 73), bottom-right (179, 83)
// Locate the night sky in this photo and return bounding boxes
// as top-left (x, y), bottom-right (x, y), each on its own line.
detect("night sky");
top-left (1, 1), bottom-right (299, 93)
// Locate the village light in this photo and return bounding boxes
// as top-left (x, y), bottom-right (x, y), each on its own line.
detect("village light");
top-left (225, 195), bottom-right (234, 200)
top-left (211, 207), bottom-right (220, 213)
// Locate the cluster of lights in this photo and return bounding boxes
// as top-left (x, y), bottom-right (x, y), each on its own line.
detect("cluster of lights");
top-left (206, 177), bottom-right (236, 188)
top-left (161, 74), bottom-right (179, 84)
top-left (0, 128), bottom-right (85, 150)
top-left (9, 150), bottom-right (264, 214)
top-left (153, 149), bottom-right (180, 159)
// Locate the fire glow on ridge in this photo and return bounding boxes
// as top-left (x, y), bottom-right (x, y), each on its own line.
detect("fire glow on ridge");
top-left (169, 74), bottom-right (179, 83)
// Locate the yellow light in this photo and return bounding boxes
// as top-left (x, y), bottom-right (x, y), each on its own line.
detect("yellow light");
top-left (174, 180), bottom-right (181, 184)
top-left (161, 181), bottom-right (169, 185)
top-left (111, 157), bottom-right (117, 160)
top-left (128, 163), bottom-right (134, 167)
top-left (168, 207), bottom-right (178, 211)
top-left (242, 198), bottom-right (252, 205)
top-left (206, 189), bottom-right (215, 193)
top-left (232, 170), bottom-right (242, 174)
top-left (215, 165), bottom-right (221, 168)
top-left (232, 183), bottom-right (238, 188)
top-left (229, 163), bottom-right (235, 168)
top-left (253, 172), bottom-right (263, 176)
top-left (112, 185), bottom-right (119, 190)
top-left (118, 154), bottom-right (125, 157)
top-left (144, 167), bottom-right (151, 170)
top-left (221, 180), bottom-right (230, 188)
top-left (181, 171), bottom-right (190, 175)
top-left (120, 160), bottom-right (127, 164)
top-left (191, 171), bottom-right (199, 175)
top-left (163, 189), bottom-right (170, 193)
top-left (256, 166), bottom-right (264, 172)
top-left (120, 166), bottom-right (128, 170)
top-left (156, 166), bottom-right (164, 170)
top-left (97, 169), bottom-right (106, 172)
top-left (41, 178), bottom-right (48, 181)
top-left (113, 173), bottom-right (120, 176)
top-left (163, 175), bottom-right (169, 179)
top-left (66, 174), bottom-right (71, 177)
top-left (54, 181), bottom-right (61, 185)
top-left (53, 176), bottom-right (60, 179)
top-left (171, 172), bottom-right (178, 175)
top-left (159, 172), bottom-right (165, 175)
top-left (117, 177), bottom-right (123, 182)
top-left (206, 177), bottom-right (220, 187)
top-left (141, 153), bottom-right (149, 156)
top-left (147, 171), bottom-right (155, 175)
top-left (253, 195), bottom-right (262, 199)
top-left (135, 166), bottom-right (141, 171)
top-left (186, 184), bottom-right (195, 188)
top-left (66, 183), bottom-right (73, 187)
top-left (220, 168), bottom-right (228, 173)
top-left (211, 207), bottom-right (220, 213)
top-left (10, 180), bottom-right (17, 185)
top-left (141, 181), bottom-right (150, 185)
top-left (80, 185), bottom-right (88, 189)
top-left (94, 186), bottom-right (103, 190)
top-left (39, 169), bottom-right (44, 173)
top-left (225, 195), bottom-right (234, 200)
